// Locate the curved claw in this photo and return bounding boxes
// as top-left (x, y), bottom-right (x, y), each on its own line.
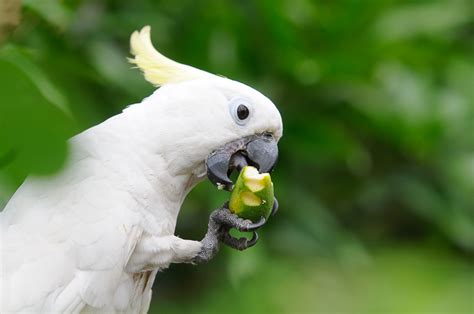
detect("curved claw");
top-left (247, 231), bottom-right (259, 248)
top-left (241, 216), bottom-right (266, 231)
top-left (271, 197), bottom-right (279, 217)
top-left (221, 230), bottom-right (259, 251)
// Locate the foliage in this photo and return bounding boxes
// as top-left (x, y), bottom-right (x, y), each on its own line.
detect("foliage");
top-left (1, 0), bottom-right (473, 312)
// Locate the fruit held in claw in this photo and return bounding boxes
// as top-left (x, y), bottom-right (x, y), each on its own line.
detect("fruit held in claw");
top-left (229, 166), bottom-right (274, 222)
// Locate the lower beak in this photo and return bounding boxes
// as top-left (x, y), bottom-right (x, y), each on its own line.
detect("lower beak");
top-left (205, 133), bottom-right (279, 191)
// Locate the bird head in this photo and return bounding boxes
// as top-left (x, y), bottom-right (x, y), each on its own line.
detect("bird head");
top-left (129, 26), bottom-right (282, 190)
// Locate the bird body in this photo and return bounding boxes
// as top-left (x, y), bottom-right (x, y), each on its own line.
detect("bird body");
top-left (0, 27), bottom-right (282, 313)
top-left (1, 94), bottom-right (199, 312)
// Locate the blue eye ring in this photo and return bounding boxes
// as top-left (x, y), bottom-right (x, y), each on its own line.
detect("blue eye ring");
top-left (229, 97), bottom-right (252, 126)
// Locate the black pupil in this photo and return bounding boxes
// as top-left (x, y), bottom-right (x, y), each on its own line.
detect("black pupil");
top-left (237, 104), bottom-right (249, 120)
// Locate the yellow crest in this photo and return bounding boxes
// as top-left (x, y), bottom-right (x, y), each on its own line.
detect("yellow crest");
top-left (129, 26), bottom-right (213, 86)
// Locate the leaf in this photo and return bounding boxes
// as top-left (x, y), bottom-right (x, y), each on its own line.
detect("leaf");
top-left (22, 0), bottom-right (72, 30)
top-left (0, 58), bottom-right (74, 189)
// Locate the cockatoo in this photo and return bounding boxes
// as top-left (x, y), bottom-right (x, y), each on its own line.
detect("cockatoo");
top-left (0, 26), bottom-right (282, 313)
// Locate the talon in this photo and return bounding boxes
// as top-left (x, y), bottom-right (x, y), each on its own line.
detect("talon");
top-left (241, 216), bottom-right (266, 231)
top-left (271, 197), bottom-right (279, 217)
top-left (221, 230), bottom-right (259, 250)
top-left (247, 231), bottom-right (259, 248)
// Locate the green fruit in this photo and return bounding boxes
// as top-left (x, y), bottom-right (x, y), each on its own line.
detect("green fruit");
top-left (229, 166), bottom-right (274, 222)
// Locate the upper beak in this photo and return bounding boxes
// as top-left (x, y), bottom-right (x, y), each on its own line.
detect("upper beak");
top-left (205, 133), bottom-right (278, 191)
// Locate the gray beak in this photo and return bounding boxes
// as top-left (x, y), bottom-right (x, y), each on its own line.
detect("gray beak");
top-left (205, 133), bottom-right (278, 191)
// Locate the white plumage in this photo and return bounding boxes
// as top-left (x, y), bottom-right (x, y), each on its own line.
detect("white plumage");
top-left (0, 26), bottom-right (282, 313)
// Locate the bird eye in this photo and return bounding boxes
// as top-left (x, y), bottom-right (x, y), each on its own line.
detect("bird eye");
top-left (229, 97), bottom-right (252, 125)
top-left (236, 104), bottom-right (249, 120)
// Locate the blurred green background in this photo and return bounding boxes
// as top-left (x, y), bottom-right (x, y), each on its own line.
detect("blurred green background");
top-left (1, 0), bottom-right (473, 313)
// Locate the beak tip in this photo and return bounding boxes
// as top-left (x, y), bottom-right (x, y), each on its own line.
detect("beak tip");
top-left (246, 137), bottom-right (279, 174)
top-left (206, 133), bottom-right (279, 190)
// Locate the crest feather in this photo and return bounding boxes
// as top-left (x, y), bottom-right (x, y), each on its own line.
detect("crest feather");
top-left (129, 26), bottom-right (212, 86)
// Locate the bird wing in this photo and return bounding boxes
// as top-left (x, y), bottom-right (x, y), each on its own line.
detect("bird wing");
top-left (0, 159), bottom-right (144, 312)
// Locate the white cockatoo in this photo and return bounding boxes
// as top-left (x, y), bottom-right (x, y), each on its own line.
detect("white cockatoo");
top-left (0, 26), bottom-right (282, 313)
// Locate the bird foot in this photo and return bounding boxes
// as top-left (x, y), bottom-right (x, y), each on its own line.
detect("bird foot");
top-left (192, 198), bottom-right (278, 263)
